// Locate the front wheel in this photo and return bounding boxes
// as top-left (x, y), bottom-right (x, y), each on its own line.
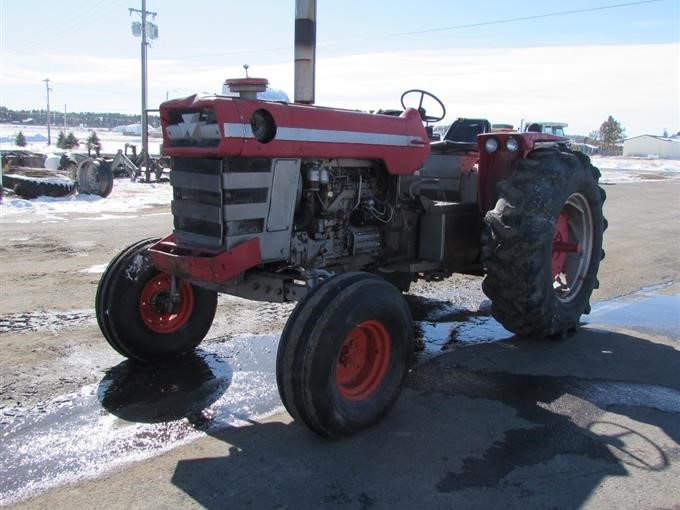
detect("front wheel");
top-left (95, 238), bottom-right (217, 361)
top-left (276, 272), bottom-right (414, 438)
top-left (482, 149), bottom-right (607, 337)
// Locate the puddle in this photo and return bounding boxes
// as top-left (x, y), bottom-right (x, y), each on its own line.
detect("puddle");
top-left (588, 288), bottom-right (680, 338)
top-left (418, 316), bottom-right (511, 356)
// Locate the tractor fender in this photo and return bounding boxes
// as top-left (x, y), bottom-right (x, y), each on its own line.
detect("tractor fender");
top-left (476, 132), bottom-right (568, 213)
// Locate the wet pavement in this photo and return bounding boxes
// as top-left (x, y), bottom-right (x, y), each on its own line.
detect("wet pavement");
top-left (1, 288), bottom-right (678, 506)
top-left (587, 283), bottom-right (680, 338)
top-left (0, 334), bottom-right (279, 505)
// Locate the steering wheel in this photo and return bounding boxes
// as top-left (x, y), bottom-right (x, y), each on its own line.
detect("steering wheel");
top-left (400, 89), bottom-right (446, 123)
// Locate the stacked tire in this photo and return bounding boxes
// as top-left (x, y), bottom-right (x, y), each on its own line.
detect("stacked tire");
top-left (2, 174), bottom-right (76, 199)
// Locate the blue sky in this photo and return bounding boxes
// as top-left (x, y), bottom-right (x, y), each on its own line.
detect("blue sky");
top-left (1, 0), bottom-right (678, 135)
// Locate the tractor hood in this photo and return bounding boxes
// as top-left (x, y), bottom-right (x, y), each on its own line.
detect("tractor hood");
top-left (160, 94), bottom-right (430, 175)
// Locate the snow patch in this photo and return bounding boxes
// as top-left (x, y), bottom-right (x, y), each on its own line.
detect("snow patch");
top-left (80, 264), bottom-right (108, 274)
top-left (1, 179), bottom-right (172, 222)
top-left (125, 254), bottom-right (146, 281)
top-left (593, 156), bottom-right (680, 184)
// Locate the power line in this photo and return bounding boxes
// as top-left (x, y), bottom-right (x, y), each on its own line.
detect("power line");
top-left (380, 0), bottom-right (667, 39)
top-left (153, 0), bottom-right (668, 62)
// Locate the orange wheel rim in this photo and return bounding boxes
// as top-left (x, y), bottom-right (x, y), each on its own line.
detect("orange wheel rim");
top-left (139, 274), bottom-right (194, 334)
top-left (336, 320), bottom-right (391, 401)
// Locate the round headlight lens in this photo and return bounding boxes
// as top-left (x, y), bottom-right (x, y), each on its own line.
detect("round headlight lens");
top-left (484, 138), bottom-right (499, 153)
top-left (250, 109), bottom-right (277, 143)
top-left (506, 137), bottom-right (520, 152)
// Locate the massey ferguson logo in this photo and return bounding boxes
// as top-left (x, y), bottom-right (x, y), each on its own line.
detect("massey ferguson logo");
top-left (165, 112), bottom-right (220, 143)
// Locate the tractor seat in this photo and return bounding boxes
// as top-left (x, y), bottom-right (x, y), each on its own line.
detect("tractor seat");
top-left (430, 118), bottom-right (490, 154)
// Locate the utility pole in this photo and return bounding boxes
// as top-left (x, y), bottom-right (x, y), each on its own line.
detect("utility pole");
top-left (64, 105), bottom-right (67, 133)
top-left (129, 1), bottom-right (158, 181)
top-left (43, 78), bottom-right (52, 145)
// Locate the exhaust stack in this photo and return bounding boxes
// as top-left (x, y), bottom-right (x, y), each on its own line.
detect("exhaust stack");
top-left (294, 0), bottom-right (316, 104)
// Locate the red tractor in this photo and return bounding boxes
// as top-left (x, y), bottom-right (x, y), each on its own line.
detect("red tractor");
top-left (96, 7), bottom-right (606, 438)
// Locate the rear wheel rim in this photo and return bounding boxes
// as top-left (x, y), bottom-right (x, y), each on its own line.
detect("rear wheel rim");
top-left (139, 274), bottom-right (194, 333)
top-left (552, 192), bottom-right (594, 303)
top-left (336, 320), bottom-right (392, 401)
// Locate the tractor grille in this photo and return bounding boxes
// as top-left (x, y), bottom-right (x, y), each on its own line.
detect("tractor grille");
top-left (170, 157), bottom-right (273, 250)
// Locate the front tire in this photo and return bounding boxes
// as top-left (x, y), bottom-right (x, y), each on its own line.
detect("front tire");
top-left (96, 238), bottom-right (217, 361)
top-left (276, 272), bottom-right (414, 438)
top-left (482, 149), bottom-right (607, 337)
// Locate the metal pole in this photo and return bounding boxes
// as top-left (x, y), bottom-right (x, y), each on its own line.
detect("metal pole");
top-left (141, 0), bottom-right (149, 181)
top-left (43, 78), bottom-right (52, 145)
top-left (294, 0), bottom-right (316, 104)
top-left (129, 2), bottom-right (156, 180)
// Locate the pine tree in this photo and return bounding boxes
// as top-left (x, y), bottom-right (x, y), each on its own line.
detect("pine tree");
top-left (64, 132), bottom-right (79, 149)
top-left (86, 131), bottom-right (102, 156)
top-left (598, 116), bottom-right (626, 151)
top-left (15, 131), bottom-right (27, 147)
top-left (56, 131), bottom-right (66, 149)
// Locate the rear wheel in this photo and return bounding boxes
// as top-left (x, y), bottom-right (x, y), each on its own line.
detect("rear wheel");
top-left (95, 238), bottom-right (217, 361)
top-left (276, 272), bottom-right (414, 438)
top-left (482, 149), bottom-right (607, 337)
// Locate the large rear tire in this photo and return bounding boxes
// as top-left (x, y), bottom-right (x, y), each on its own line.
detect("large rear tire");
top-left (95, 238), bottom-right (217, 361)
top-left (482, 149), bottom-right (607, 337)
top-left (3, 174), bottom-right (76, 199)
top-left (276, 272), bottom-right (414, 438)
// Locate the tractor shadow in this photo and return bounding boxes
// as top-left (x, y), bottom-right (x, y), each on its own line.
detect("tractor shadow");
top-left (166, 327), bottom-right (680, 509)
top-left (98, 350), bottom-right (233, 429)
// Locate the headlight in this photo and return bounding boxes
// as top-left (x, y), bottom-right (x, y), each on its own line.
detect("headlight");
top-left (506, 137), bottom-right (520, 152)
top-left (484, 138), bottom-right (499, 153)
top-left (250, 109), bottom-right (277, 143)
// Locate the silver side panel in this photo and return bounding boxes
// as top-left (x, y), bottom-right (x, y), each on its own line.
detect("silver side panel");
top-left (267, 159), bottom-right (300, 232)
top-left (222, 158), bottom-right (301, 262)
top-left (222, 172), bottom-right (273, 189)
top-left (172, 157), bottom-right (301, 261)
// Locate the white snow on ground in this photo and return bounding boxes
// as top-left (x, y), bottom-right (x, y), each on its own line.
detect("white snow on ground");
top-left (592, 155), bottom-right (680, 184)
top-left (80, 264), bottom-right (108, 274)
top-left (1, 179), bottom-right (172, 223)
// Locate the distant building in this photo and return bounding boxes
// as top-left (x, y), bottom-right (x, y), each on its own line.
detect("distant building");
top-left (623, 135), bottom-right (680, 159)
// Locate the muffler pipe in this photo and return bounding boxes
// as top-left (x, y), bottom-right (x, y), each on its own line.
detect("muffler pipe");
top-left (294, 0), bottom-right (316, 104)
